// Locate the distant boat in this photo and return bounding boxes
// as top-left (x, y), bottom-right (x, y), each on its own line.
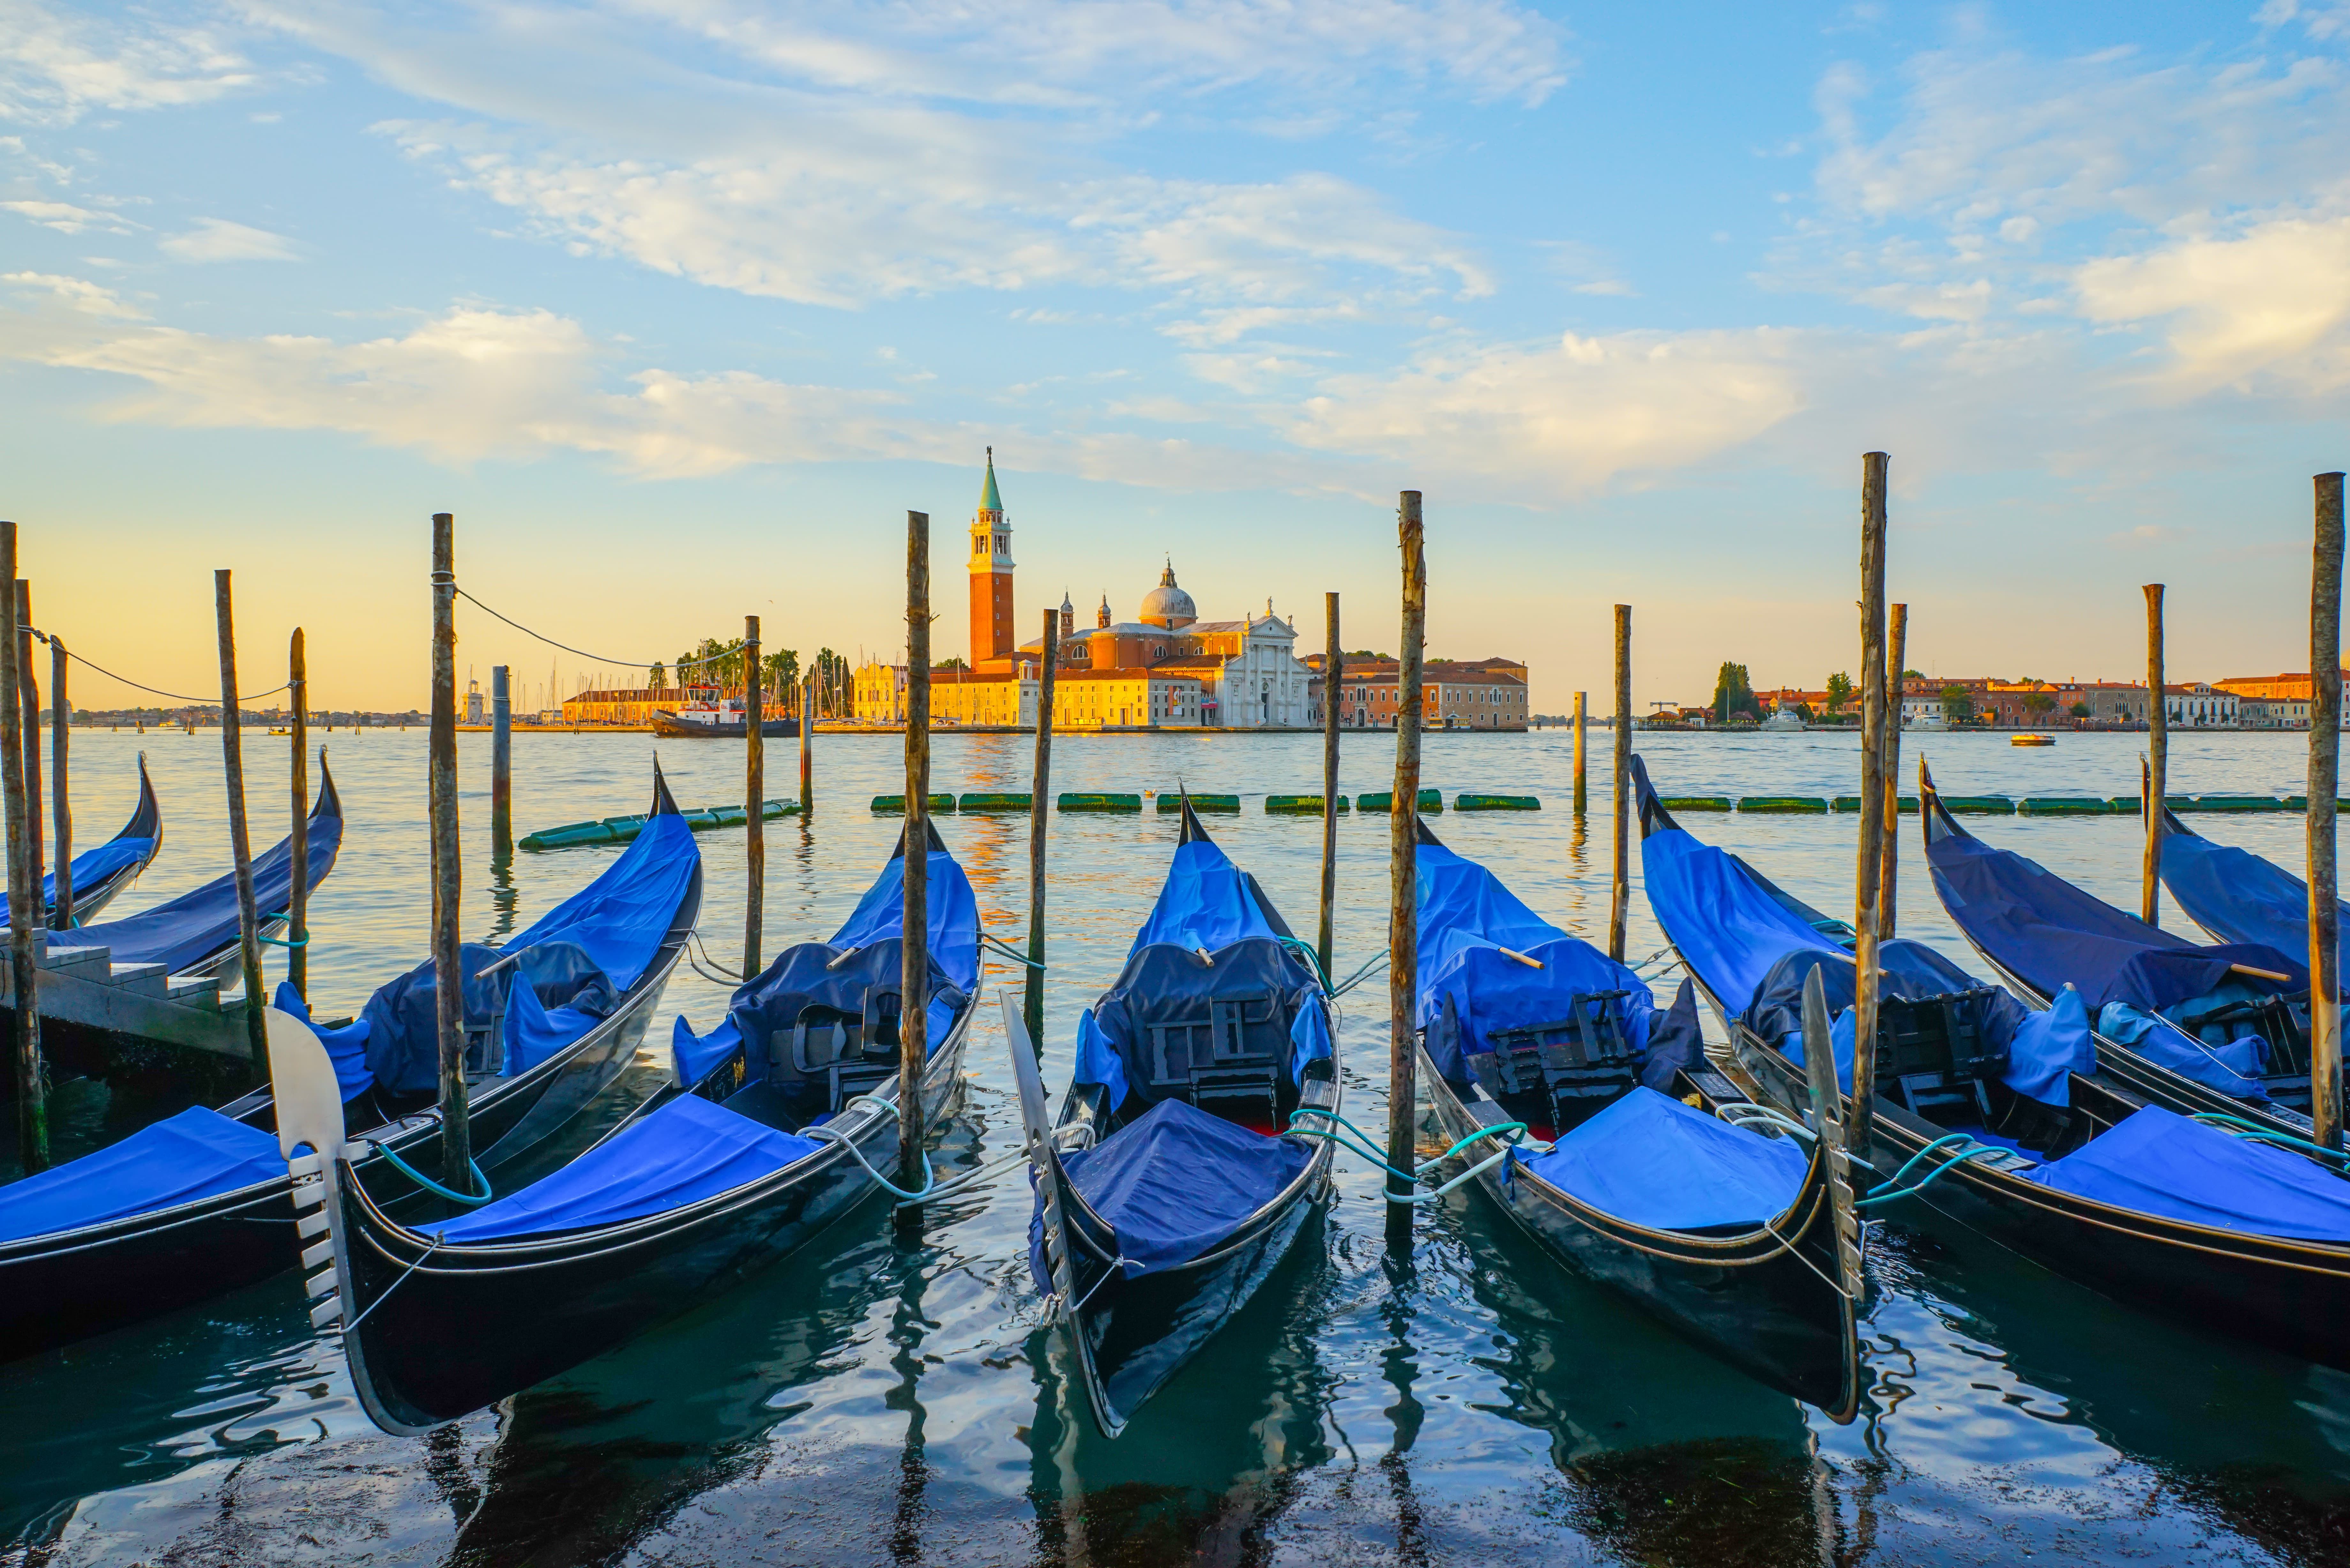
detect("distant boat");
top-left (2012, 734), bottom-right (2055, 747)
top-left (649, 687), bottom-right (799, 739)
top-left (1759, 707), bottom-right (1805, 732)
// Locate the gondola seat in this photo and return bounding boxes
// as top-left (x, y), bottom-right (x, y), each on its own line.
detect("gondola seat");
top-left (1515, 1087), bottom-right (1807, 1233)
top-left (1079, 937), bottom-right (1324, 1126)
top-left (1475, 988), bottom-right (1641, 1131)
top-left (1049, 1097), bottom-right (1312, 1277)
top-left (715, 937), bottom-right (967, 1119)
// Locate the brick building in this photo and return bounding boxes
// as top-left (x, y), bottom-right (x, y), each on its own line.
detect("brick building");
top-left (1305, 656), bottom-right (1528, 729)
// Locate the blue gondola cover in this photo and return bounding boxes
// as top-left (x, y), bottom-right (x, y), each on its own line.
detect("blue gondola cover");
top-left (1642, 825), bottom-right (1846, 1016)
top-left (1517, 1087), bottom-right (1807, 1232)
top-left (2024, 1105), bottom-right (2350, 1242)
top-left (0, 1107), bottom-right (281, 1243)
top-left (275, 982), bottom-right (375, 1098)
top-left (2160, 829), bottom-right (2345, 955)
top-left (431, 1094), bottom-right (823, 1243)
top-left (28, 838), bottom-right (152, 917)
top-left (1055, 1097), bottom-right (1312, 1277)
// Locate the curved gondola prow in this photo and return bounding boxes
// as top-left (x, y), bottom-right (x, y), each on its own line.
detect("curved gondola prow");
top-left (650, 755), bottom-right (680, 817)
top-left (120, 753), bottom-right (163, 848)
top-left (1628, 754), bottom-right (1679, 839)
top-left (1916, 756), bottom-right (1969, 852)
top-left (1176, 788), bottom-right (1209, 845)
top-left (262, 1003), bottom-right (364, 1352)
top-left (312, 749), bottom-right (342, 826)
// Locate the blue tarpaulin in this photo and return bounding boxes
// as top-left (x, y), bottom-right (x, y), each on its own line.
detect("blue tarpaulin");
top-left (1414, 840), bottom-right (1654, 1070)
top-left (1058, 1097), bottom-right (1312, 1275)
top-left (2160, 826), bottom-right (2342, 955)
top-left (274, 982), bottom-right (375, 1099)
top-left (432, 1093), bottom-right (822, 1243)
top-left (1641, 825), bottom-right (1847, 1016)
top-left (1517, 1086), bottom-right (1808, 1231)
top-left (2025, 1104), bottom-right (2350, 1242)
top-left (363, 813), bottom-right (695, 1097)
top-left (49, 787), bottom-right (341, 973)
top-left (0, 1106), bottom-right (281, 1243)
top-left (2096, 1001), bottom-right (2269, 1097)
top-left (1130, 837), bottom-right (1279, 956)
top-left (27, 838), bottom-right (152, 922)
top-left (830, 847), bottom-right (982, 995)
top-left (1642, 978), bottom-right (1706, 1093)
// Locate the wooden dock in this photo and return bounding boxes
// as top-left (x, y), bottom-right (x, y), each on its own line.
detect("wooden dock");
top-left (3, 934), bottom-right (252, 1059)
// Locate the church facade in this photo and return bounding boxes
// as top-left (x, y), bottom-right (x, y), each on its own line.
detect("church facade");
top-left (853, 455), bottom-right (1317, 729)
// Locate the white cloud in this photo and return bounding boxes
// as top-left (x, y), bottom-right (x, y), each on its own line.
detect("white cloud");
top-left (158, 217), bottom-right (301, 262)
top-left (2075, 209), bottom-right (2350, 394)
top-left (1, 198), bottom-right (136, 235)
top-left (0, 0), bottom-right (257, 125)
top-left (1, 269), bottom-right (145, 317)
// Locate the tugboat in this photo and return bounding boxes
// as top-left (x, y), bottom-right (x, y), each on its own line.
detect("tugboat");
top-left (650, 683), bottom-right (801, 739)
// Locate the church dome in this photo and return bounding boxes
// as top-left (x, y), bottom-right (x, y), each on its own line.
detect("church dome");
top-left (1140, 562), bottom-right (1197, 629)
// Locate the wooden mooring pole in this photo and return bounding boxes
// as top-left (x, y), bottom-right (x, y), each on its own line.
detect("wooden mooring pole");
top-left (2, 524), bottom-right (46, 1174)
top-left (2311, 471), bottom-right (2345, 1153)
top-left (288, 629), bottom-right (309, 1001)
top-left (17, 582), bottom-right (40, 908)
top-left (799, 669), bottom-right (815, 815)
top-left (1572, 690), bottom-right (1587, 817)
top-left (1320, 591), bottom-right (1341, 984)
top-left (215, 570), bottom-right (269, 1072)
top-left (899, 510), bottom-right (932, 1221)
top-left (1849, 453), bottom-right (1890, 1158)
top-left (1388, 492), bottom-right (1425, 1234)
top-left (1025, 607), bottom-right (1057, 1050)
top-left (744, 616), bottom-right (764, 977)
top-left (489, 664), bottom-right (511, 859)
top-left (2144, 584), bottom-right (2167, 927)
top-left (430, 514), bottom-right (470, 1188)
top-left (1609, 611), bottom-right (1630, 963)
top-left (1879, 603), bottom-right (1907, 939)
top-left (49, 632), bottom-right (70, 932)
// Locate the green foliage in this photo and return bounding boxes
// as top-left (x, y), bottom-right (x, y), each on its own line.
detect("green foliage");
top-left (2022, 691), bottom-right (2056, 715)
top-left (2070, 701), bottom-right (2092, 719)
top-left (1712, 662), bottom-right (1760, 724)
top-left (1823, 671), bottom-right (1853, 713)
top-left (1941, 685), bottom-right (1976, 722)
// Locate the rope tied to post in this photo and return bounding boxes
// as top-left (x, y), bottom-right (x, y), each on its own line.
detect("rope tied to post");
top-left (18, 626), bottom-right (293, 705)
top-left (1285, 1106), bottom-right (1544, 1205)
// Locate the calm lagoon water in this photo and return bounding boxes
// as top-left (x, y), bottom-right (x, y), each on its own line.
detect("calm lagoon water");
top-left (5, 724), bottom-right (2349, 1566)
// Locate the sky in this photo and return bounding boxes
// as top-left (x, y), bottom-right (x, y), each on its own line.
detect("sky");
top-left (2, 0), bottom-right (2347, 713)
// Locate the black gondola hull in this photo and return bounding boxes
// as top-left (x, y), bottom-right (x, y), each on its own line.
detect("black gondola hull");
top-left (1418, 1046), bottom-right (1861, 1417)
top-left (335, 1012), bottom-right (973, 1432)
top-left (648, 712), bottom-right (800, 739)
top-left (1725, 1024), bottom-right (2350, 1373)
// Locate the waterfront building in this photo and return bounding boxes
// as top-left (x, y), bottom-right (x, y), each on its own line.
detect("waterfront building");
top-left (2161, 682), bottom-right (2240, 727)
top-left (2214, 669), bottom-right (2350, 728)
top-left (1305, 656), bottom-right (1528, 730)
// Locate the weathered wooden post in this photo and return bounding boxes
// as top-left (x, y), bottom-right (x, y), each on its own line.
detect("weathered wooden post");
top-left (1879, 603), bottom-right (1907, 939)
top-left (288, 629), bottom-right (309, 1001)
top-left (799, 668), bottom-right (815, 814)
top-left (49, 632), bottom-right (69, 931)
top-left (2144, 584), bottom-right (2167, 927)
top-left (2311, 472), bottom-right (2346, 1152)
top-left (430, 514), bottom-right (470, 1187)
top-left (899, 510), bottom-right (932, 1222)
top-left (1320, 592), bottom-right (1341, 984)
top-left (489, 664), bottom-right (511, 858)
top-left (1025, 607), bottom-right (1057, 1048)
top-left (215, 570), bottom-right (269, 1072)
top-left (1388, 492), bottom-right (1426, 1233)
top-left (17, 583), bottom-right (40, 908)
top-left (1849, 453), bottom-right (1891, 1157)
top-left (1572, 690), bottom-right (1587, 817)
top-left (1609, 609), bottom-right (1631, 962)
top-left (2, 526), bottom-right (45, 1174)
top-left (744, 615), bottom-right (764, 977)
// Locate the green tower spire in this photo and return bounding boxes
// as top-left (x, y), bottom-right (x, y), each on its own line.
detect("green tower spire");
top-left (979, 445), bottom-right (1002, 515)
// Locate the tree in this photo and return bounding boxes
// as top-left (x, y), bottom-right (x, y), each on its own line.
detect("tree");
top-left (1712, 662), bottom-right (1760, 724)
top-left (2070, 700), bottom-right (2092, 719)
top-left (648, 662), bottom-right (665, 690)
top-left (1941, 685), bottom-right (1976, 723)
top-left (1824, 671), bottom-right (1853, 713)
top-left (937, 656), bottom-right (969, 671)
top-left (2022, 691), bottom-right (2056, 722)
top-left (764, 648), bottom-right (799, 695)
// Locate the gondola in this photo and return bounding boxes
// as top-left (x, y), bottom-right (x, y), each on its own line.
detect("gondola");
top-left (46, 750), bottom-right (342, 980)
top-left (1408, 821), bottom-right (1864, 1419)
top-left (0, 763), bottom-right (701, 1362)
top-left (1635, 755), bottom-right (2350, 1372)
top-left (26, 754), bottom-right (163, 928)
top-left (1006, 797), bottom-right (1338, 1437)
top-left (2152, 801), bottom-right (2342, 956)
top-left (270, 818), bottom-right (978, 1434)
top-left (1918, 758), bottom-right (2323, 1125)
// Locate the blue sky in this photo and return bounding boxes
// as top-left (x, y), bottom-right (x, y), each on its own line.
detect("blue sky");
top-left (3, 0), bottom-right (2346, 710)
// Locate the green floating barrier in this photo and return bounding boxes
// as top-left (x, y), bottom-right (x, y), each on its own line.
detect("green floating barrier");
top-left (1941, 795), bottom-right (2017, 815)
top-left (1738, 796), bottom-right (1829, 814)
top-left (2281, 797), bottom-right (2350, 811)
top-left (1266, 794), bottom-right (1346, 813)
top-left (1358, 789), bottom-right (1443, 813)
top-left (2184, 795), bottom-right (2287, 812)
top-left (1831, 796), bottom-right (1921, 813)
top-left (959, 792), bottom-right (1033, 812)
top-left (872, 793), bottom-right (955, 813)
top-left (1659, 795), bottom-right (1732, 812)
top-left (1456, 794), bottom-right (1539, 810)
top-left (2019, 797), bottom-right (2114, 815)
top-left (1059, 792), bottom-right (1142, 812)
top-left (522, 798), bottom-right (800, 850)
top-left (1161, 793), bottom-right (1241, 813)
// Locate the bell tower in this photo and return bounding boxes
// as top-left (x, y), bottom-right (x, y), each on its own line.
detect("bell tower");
top-left (969, 447), bottom-right (1015, 666)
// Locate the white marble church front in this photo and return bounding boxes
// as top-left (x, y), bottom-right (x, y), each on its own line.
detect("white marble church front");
top-left (1023, 567), bottom-right (1315, 728)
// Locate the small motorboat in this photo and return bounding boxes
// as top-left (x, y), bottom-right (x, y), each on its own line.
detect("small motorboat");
top-left (2012, 734), bottom-right (2055, 747)
top-left (649, 684), bottom-right (799, 739)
